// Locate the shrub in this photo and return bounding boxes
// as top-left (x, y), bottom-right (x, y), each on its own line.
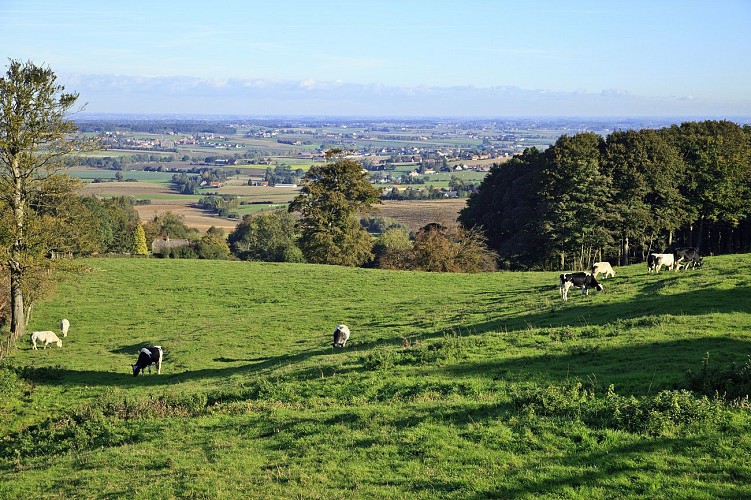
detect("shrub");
top-left (383, 223), bottom-right (498, 272)
top-left (512, 381), bottom-right (728, 436)
top-left (686, 353), bottom-right (751, 401)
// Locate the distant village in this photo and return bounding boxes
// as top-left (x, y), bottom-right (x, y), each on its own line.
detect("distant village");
top-left (96, 126), bottom-right (515, 172)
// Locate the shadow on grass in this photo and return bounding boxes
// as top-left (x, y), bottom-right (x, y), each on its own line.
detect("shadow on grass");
top-left (475, 434), bottom-right (743, 499)
top-left (459, 284), bottom-right (751, 335)
top-left (439, 336), bottom-right (751, 396)
top-left (17, 343), bottom-right (365, 387)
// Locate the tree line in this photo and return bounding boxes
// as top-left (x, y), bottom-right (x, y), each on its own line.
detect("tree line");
top-left (459, 121), bottom-right (751, 270)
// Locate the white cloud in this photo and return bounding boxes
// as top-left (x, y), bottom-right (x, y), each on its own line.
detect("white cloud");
top-left (63, 73), bottom-right (751, 118)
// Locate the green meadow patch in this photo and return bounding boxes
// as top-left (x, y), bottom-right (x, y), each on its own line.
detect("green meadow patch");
top-left (1, 256), bottom-right (750, 497)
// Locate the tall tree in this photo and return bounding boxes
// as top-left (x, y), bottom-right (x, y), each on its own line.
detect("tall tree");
top-left (289, 152), bottom-right (381, 266)
top-left (132, 224), bottom-right (148, 255)
top-left (540, 133), bottom-right (610, 270)
top-left (665, 121), bottom-right (751, 253)
top-left (603, 129), bottom-right (689, 264)
top-left (459, 148), bottom-right (549, 269)
top-left (0, 60), bottom-right (94, 342)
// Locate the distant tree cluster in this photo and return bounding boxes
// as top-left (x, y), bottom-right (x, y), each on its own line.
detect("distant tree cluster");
top-left (66, 153), bottom-right (175, 170)
top-left (197, 195), bottom-right (240, 218)
top-left (171, 168), bottom-right (228, 194)
top-left (74, 119), bottom-right (236, 135)
top-left (460, 120), bottom-right (751, 270)
top-left (381, 186), bottom-right (447, 200)
top-left (228, 212), bottom-right (304, 263)
top-left (264, 164), bottom-right (304, 186)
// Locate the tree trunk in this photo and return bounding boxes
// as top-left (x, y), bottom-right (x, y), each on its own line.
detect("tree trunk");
top-left (622, 236), bottom-right (630, 266)
top-left (9, 261), bottom-right (25, 342)
top-left (695, 217), bottom-right (704, 252)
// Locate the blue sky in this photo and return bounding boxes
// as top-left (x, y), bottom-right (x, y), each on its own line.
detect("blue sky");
top-left (2, 0), bottom-right (750, 117)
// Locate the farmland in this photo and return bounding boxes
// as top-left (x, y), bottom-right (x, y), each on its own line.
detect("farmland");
top-left (1, 255), bottom-right (750, 497)
top-left (72, 116), bottom-right (683, 232)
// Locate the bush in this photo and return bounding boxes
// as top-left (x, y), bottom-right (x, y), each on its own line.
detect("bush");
top-left (686, 353), bottom-right (751, 401)
top-left (228, 212), bottom-right (303, 263)
top-left (512, 381), bottom-right (728, 436)
top-left (381, 223), bottom-right (498, 272)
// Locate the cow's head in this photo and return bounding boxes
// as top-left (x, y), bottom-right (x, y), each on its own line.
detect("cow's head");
top-left (132, 364), bottom-right (141, 377)
top-left (55, 339), bottom-right (62, 348)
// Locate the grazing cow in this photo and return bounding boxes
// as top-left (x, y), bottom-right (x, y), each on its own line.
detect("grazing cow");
top-left (332, 324), bottom-right (350, 348)
top-left (591, 261), bottom-right (615, 278)
top-left (31, 331), bottom-right (62, 349)
top-left (559, 272), bottom-right (603, 301)
top-left (674, 247), bottom-right (703, 270)
top-left (648, 253), bottom-right (675, 273)
top-left (60, 318), bottom-right (70, 338)
top-left (132, 346), bottom-right (163, 376)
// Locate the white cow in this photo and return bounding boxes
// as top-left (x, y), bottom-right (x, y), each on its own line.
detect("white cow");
top-left (60, 318), bottom-right (70, 338)
top-left (591, 262), bottom-right (615, 278)
top-left (332, 325), bottom-right (350, 348)
top-left (31, 331), bottom-right (62, 349)
top-left (648, 253), bottom-right (675, 273)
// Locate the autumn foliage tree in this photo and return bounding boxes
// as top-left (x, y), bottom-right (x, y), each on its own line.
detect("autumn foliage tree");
top-left (132, 224), bottom-right (148, 255)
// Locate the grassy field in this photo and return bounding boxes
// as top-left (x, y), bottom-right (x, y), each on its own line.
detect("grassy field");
top-left (1, 256), bottom-right (750, 498)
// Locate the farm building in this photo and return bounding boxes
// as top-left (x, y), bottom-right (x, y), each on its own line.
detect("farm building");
top-left (151, 237), bottom-right (191, 255)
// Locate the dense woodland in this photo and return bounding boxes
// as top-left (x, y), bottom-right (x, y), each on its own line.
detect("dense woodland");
top-left (460, 120), bottom-right (751, 270)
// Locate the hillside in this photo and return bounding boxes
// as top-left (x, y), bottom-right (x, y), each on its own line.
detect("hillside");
top-left (1, 256), bottom-right (750, 497)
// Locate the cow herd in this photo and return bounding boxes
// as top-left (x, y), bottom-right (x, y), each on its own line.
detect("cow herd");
top-left (30, 316), bottom-right (353, 378)
top-left (560, 246), bottom-right (703, 301)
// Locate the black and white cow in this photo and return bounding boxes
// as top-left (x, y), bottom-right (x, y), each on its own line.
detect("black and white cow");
top-left (674, 247), bottom-right (703, 270)
top-left (559, 272), bottom-right (603, 301)
top-left (132, 345), bottom-right (163, 376)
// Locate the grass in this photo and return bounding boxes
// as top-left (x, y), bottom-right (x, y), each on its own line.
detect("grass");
top-left (1, 256), bottom-right (750, 497)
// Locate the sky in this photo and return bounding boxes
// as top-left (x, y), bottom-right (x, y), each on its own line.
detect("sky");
top-left (2, 0), bottom-right (750, 118)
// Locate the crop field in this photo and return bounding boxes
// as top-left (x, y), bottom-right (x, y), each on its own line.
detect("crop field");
top-left (379, 199), bottom-right (467, 232)
top-left (1, 255), bottom-right (750, 497)
top-left (75, 166), bottom-right (470, 234)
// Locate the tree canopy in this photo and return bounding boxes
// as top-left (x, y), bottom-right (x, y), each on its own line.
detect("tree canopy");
top-left (289, 154), bottom-right (381, 266)
top-left (460, 121), bottom-right (751, 270)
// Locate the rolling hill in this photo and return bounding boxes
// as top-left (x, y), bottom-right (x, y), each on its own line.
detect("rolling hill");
top-left (1, 256), bottom-right (750, 497)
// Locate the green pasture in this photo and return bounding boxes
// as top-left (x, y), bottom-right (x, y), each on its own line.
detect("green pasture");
top-left (68, 170), bottom-right (175, 184)
top-left (1, 255), bottom-right (750, 497)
